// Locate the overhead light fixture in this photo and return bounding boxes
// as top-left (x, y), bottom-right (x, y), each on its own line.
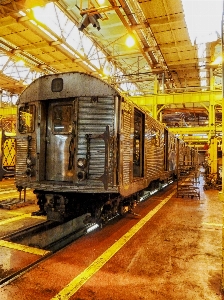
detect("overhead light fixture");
top-left (103, 61), bottom-right (111, 76)
top-left (211, 56), bottom-right (222, 66)
top-left (78, 10), bottom-right (102, 31)
top-left (126, 35), bottom-right (135, 47)
top-left (16, 60), bottom-right (25, 67)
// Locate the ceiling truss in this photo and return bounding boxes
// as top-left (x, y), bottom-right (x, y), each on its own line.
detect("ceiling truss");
top-left (0, 0), bottom-right (222, 151)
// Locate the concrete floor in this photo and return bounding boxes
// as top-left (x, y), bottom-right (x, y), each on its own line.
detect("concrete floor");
top-left (0, 173), bottom-right (223, 300)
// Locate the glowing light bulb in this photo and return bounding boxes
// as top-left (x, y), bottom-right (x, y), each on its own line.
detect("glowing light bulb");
top-left (126, 35), bottom-right (135, 47)
top-left (16, 60), bottom-right (25, 67)
top-left (32, 6), bottom-right (48, 23)
top-left (212, 56), bottom-right (222, 65)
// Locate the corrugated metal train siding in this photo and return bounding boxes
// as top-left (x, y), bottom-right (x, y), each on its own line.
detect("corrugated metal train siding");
top-left (121, 103), bottom-right (132, 185)
top-left (179, 141), bottom-right (185, 166)
top-left (77, 96), bottom-right (115, 188)
top-left (16, 136), bottom-right (36, 185)
top-left (145, 115), bottom-right (164, 180)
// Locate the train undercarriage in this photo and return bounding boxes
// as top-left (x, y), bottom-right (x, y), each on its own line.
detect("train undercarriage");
top-left (33, 190), bottom-right (140, 225)
top-left (32, 177), bottom-right (173, 225)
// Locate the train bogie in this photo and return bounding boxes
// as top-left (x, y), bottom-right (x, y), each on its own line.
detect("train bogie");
top-left (15, 72), bottom-right (190, 223)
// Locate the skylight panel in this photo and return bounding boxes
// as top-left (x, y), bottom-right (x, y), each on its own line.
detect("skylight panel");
top-left (181, 0), bottom-right (222, 44)
top-left (0, 54), bottom-right (10, 68)
top-left (0, 55), bottom-right (41, 84)
top-left (31, 2), bottom-right (106, 71)
top-left (32, 3), bottom-right (63, 37)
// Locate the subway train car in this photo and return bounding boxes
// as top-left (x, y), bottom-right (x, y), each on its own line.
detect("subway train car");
top-left (15, 72), bottom-right (186, 223)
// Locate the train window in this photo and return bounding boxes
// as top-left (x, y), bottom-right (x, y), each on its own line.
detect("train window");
top-left (18, 105), bottom-right (35, 133)
top-left (51, 78), bottom-right (63, 92)
top-left (164, 129), bottom-right (168, 171)
top-left (52, 105), bottom-right (72, 134)
top-left (151, 126), bottom-right (160, 147)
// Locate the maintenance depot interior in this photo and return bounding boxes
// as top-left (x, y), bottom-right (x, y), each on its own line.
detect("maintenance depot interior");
top-left (0, 0), bottom-right (222, 172)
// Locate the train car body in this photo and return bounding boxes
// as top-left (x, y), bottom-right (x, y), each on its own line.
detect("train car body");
top-left (15, 72), bottom-right (185, 223)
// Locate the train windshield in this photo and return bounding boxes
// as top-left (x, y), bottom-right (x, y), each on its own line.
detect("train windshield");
top-left (45, 101), bottom-right (74, 182)
top-left (18, 105), bottom-right (35, 133)
top-left (52, 104), bottom-right (72, 134)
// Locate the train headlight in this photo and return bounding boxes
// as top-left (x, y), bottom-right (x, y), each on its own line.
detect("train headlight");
top-left (77, 158), bottom-right (87, 168)
top-left (77, 170), bottom-right (86, 181)
top-left (26, 168), bottom-right (32, 176)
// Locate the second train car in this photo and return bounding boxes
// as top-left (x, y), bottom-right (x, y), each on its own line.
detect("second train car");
top-left (15, 72), bottom-right (189, 223)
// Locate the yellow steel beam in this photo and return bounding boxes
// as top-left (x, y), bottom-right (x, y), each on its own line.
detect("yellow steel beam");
top-left (168, 126), bottom-right (219, 134)
top-left (130, 91), bottom-right (222, 144)
top-left (131, 91), bottom-right (222, 107)
top-left (181, 137), bottom-right (208, 141)
top-left (0, 107), bottom-right (17, 117)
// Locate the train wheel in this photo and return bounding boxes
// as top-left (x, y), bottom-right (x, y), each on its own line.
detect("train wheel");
top-left (118, 203), bottom-right (129, 216)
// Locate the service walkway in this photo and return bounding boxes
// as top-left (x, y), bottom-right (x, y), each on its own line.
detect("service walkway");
top-left (0, 174), bottom-right (223, 300)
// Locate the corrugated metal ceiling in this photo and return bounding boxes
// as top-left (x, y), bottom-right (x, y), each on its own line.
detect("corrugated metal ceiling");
top-left (0, 0), bottom-right (220, 95)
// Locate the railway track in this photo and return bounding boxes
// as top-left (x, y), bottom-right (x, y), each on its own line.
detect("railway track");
top-left (0, 213), bottom-right (93, 287)
top-left (0, 181), bottom-right (175, 288)
top-left (0, 180), bottom-right (36, 209)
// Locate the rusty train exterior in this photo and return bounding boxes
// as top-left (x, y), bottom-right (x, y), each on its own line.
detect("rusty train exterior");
top-left (15, 72), bottom-right (189, 223)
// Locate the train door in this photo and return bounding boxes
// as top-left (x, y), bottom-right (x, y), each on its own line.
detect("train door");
top-left (45, 100), bottom-right (75, 182)
top-left (164, 129), bottom-right (168, 171)
top-left (133, 108), bottom-right (145, 177)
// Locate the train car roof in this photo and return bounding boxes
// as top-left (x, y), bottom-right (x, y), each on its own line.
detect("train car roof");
top-left (18, 72), bottom-right (119, 104)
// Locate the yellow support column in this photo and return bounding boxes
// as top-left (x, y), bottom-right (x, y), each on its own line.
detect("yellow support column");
top-left (154, 76), bottom-right (159, 94)
top-left (210, 68), bottom-right (215, 91)
top-left (210, 137), bottom-right (218, 177)
top-left (208, 104), bottom-right (215, 128)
